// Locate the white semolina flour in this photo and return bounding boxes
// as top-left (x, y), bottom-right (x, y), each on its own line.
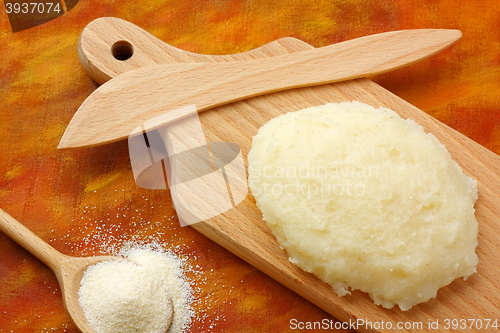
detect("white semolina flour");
top-left (79, 243), bottom-right (194, 333)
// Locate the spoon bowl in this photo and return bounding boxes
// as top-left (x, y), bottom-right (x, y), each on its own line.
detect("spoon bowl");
top-left (58, 255), bottom-right (122, 332)
top-left (0, 208), bottom-right (173, 333)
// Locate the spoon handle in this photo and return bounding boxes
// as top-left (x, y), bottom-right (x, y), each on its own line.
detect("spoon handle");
top-left (0, 208), bottom-right (66, 272)
top-left (78, 17), bottom-right (310, 84)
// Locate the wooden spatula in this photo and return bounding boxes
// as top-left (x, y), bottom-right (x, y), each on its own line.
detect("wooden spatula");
top-left (64, 17), bottom-right (500, 332)
top-left (60, 24), bottom-right (461, 148)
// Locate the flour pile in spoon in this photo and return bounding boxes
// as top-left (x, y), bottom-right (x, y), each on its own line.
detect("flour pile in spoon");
top-left (248, 101), bottom-right (479, 310)
top-left (79, 244), bottom-right (193, 333)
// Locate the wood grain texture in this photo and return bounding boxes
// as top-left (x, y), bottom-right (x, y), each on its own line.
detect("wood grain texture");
top-left (73, 17), bottom-right (500, 333)
top-left (0, 208), bottom-right (126, 333)
top-left (62, 19), bottom-right (461, 148)
top-left (78, 17), bottom-right (333, 85)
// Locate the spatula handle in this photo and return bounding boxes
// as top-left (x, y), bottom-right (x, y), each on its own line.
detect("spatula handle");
top-left (78, 17), bottom-right (311, 84)
top-left (0, 208), bottom-right (65, 272)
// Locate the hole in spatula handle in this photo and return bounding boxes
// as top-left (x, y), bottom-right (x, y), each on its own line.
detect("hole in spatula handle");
top-left (112, 41), bottom-right (134, 61)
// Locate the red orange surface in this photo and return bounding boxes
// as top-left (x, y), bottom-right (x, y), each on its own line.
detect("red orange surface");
top-left (1, 1), bottom-right (499, 332)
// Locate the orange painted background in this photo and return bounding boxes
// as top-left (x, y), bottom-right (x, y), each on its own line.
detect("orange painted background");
top-left (1, 0), bottom-right (499, 332)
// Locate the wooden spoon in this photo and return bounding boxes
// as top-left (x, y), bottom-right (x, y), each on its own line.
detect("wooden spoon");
top-left (0, 208), bottom-right (173, 333)
top-left (60, 25), bottom-right (461, 148)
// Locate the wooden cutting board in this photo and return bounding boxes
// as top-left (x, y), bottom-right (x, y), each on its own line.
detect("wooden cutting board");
top-left (74, 17), bottom-right (500, 332)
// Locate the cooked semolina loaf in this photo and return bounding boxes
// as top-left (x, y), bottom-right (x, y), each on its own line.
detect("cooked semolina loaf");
top-left (247, 101), bottom-right (479, 311)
